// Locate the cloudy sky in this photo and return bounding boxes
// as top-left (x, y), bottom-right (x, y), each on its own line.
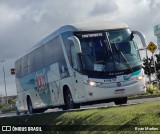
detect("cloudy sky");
top-left (0, 0), bottom-right (159, 96)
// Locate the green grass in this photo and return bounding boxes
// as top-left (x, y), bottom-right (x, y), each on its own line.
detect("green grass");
top-left (0, 100), bottom-right (160, 134)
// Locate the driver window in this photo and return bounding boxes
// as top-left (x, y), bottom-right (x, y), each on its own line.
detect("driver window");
top-left (71, 44), bottom-right (80, 71)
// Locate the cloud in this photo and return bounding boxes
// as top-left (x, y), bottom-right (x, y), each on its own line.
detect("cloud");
top-left (147, 0), bottom-right (160, 24)
top-left (0, 0), bottom-right (159, 95)
top-left (0, 0), bottom-right (94, 95)
top-left (148, 0), bottom-right (160, 12)
top-left (89, 0), bottom-right (118, 16)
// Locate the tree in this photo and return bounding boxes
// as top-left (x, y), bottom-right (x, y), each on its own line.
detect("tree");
top-left (143, 54), bottom-right (160, 83)
top-left (154, 54), bottom-right (160, 79)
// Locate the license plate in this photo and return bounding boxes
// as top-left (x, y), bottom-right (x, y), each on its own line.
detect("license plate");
top-left (115, 89), bottom-right (125, 94)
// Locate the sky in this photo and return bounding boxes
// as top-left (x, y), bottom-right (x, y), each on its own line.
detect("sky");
top-left (0, 0), bottom-right (160, 96)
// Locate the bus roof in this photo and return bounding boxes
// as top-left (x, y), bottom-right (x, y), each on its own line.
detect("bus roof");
top-left (24, 21), bottom-right (128, 58)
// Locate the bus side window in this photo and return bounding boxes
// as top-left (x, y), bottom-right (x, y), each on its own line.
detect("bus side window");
top-left (70, 44), bottom-right (80, 71)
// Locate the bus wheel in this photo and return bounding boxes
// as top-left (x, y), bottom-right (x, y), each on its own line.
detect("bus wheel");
top-left (114, 97), bottom-right (127, 105)
top-left (16, 107), bottom-right (20, 116)
top-left (27, 98), bottom-right (35, 114)
top-left (35, 108), bottom-right (47, 113)
top-left (23, 111), bottom-right (28, 115)
top-left (63, 89), bottom-right (80, 110)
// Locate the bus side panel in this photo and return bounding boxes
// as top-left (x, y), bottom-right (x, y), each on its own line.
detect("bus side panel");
top-left (15, 77), bottom-right (28, 112)
top-left (16, 35), bottom-right (71, 109)
top-left (60, 33), bottom-right (87, 103)
top-left (47, 63), bottom-right (63, 106)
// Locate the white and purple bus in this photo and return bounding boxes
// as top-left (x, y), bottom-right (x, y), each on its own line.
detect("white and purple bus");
top-left (15, 21), bottom-right (146, 114)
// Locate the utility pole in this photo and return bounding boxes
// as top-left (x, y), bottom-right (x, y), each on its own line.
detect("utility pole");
top-left (0, 60), bottom-right (8, 104)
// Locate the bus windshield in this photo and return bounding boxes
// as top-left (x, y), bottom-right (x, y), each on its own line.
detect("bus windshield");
top-left (75, 29), bottom-right (141, 72)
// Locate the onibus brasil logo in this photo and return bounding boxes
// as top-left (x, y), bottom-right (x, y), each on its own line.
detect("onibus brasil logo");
top-left (35, 70), bottom-right (48, 92)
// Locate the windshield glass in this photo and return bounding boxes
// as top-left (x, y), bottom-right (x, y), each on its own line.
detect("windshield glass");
top-left (75, 29), bottom-right (141, 72)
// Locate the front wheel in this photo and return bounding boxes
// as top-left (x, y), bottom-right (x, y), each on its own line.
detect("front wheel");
top-left (35, 108), bottom-right (47, 113)
top-left (114, 97), bottom-right (127, 105)
top-left (63, 89), bottom-right (80, 110)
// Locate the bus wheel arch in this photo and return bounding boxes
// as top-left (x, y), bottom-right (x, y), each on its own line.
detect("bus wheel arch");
top-left (62, 85), bottom-right (80, 110)
top-left (27, 95), bottom-right (35, 114)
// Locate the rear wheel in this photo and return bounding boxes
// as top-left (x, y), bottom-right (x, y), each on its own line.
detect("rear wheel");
top-left (16, 107), bottom-right (20, 116)
top-left (114, 97), bottom-right (127, 105)
top-left (23, 111), bottom-right (28, 115)
top-left (27, 98), bottom-right (35, 114)
top-left (63, 88), bottom-right (80, 110)
top-left (35, 108), bottom-right (47, 113)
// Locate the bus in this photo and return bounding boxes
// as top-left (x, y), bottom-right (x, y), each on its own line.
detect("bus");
top-left (15, 21), bottom-right (146, 115)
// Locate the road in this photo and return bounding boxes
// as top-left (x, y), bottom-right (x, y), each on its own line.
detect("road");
top-left (0, 96), bottom-right (160, 118)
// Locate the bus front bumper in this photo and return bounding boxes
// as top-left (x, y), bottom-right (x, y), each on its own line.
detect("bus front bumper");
top-left (84, 78), bottom-right (146, 102)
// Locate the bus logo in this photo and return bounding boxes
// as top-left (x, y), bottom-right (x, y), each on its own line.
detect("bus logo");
top-left (35, 70), bottom-right (48, 92)
top-left (123, 74), bottom-right (131, 80)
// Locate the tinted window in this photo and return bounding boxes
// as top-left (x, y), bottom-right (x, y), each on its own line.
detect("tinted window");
top-left (35, 47), bottom-right (44, 70)
top-left (43, 41), bottom-right (53, 67)
top-left (15, 59), bottom-right (21, 78)
top-left (28, 51), bottom-right (35, 74)
top-left (21, 55), bottom-right (28, 76)
top-left (61, 32), bottom-right (74, 65)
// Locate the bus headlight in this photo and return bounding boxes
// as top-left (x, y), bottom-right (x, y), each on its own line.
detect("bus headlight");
top-left (89, 81), bottom-right (96, 86)
top-left (137, 74), bottom-right (143, 80)
top-left (84, 80), bottom-right (102, 87)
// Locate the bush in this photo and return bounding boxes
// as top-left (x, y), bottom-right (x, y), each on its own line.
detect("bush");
top-left (146, 84), bottom-right (159, 94)
top-left (0, 102), bottom-right (6, 109)
top-left (0, 103), bottom-right (16, 113)
top-left (0, 103), bottom-right (3, 109)
top-left (9, 99), bottom-right (16, 105)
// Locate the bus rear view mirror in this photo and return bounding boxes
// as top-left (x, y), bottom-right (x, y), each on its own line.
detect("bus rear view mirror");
top-left (68, 36), bottom-right (82, 53)
top-left (132, 31), bottom-right (147, 58)
top-left (132, 31), bottom-right (147, 47)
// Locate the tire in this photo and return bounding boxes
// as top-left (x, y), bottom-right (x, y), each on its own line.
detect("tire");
top-left (35, 108), bottom-right (47, 113)
top-left (63, 88), bottom-right (80, 110)
top-left (27, 98), bottom-right (35, 114)
top-left (114, 97), bottom-right (127, 105)
top-left (23, 111), bottom-right (28, 115)
top-left (16, 107), bottom-right (20, 116)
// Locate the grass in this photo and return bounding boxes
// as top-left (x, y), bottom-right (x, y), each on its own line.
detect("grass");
top-left (0, 100), bottom-right (160, 134)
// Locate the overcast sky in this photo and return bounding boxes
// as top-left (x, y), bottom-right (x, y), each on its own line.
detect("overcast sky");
top-left (0, 0), bottom-right (160, 96)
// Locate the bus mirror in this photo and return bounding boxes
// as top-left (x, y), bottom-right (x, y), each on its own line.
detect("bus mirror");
top-left (68, 36), bottom-right (82, 53)
top-left (132, 31), bottom-right (147, 58)
top-left (132, 31), bottom-right (147, 47)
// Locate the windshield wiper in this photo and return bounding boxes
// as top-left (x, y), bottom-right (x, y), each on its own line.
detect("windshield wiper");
top-left (113, 43), bottom-right (133, 72)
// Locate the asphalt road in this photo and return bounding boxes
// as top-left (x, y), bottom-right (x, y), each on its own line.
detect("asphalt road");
top-left (0, 96), bottom-right (160, 118)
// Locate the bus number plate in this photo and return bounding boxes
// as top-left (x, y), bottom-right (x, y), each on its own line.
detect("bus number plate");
top-left (115, 89), bottom-right (125, 94)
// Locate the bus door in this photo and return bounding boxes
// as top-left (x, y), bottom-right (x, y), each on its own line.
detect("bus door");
top-left (70, 44), bottom-right (86, 102)
top-left (48, 63), bottom-right (61, 106)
